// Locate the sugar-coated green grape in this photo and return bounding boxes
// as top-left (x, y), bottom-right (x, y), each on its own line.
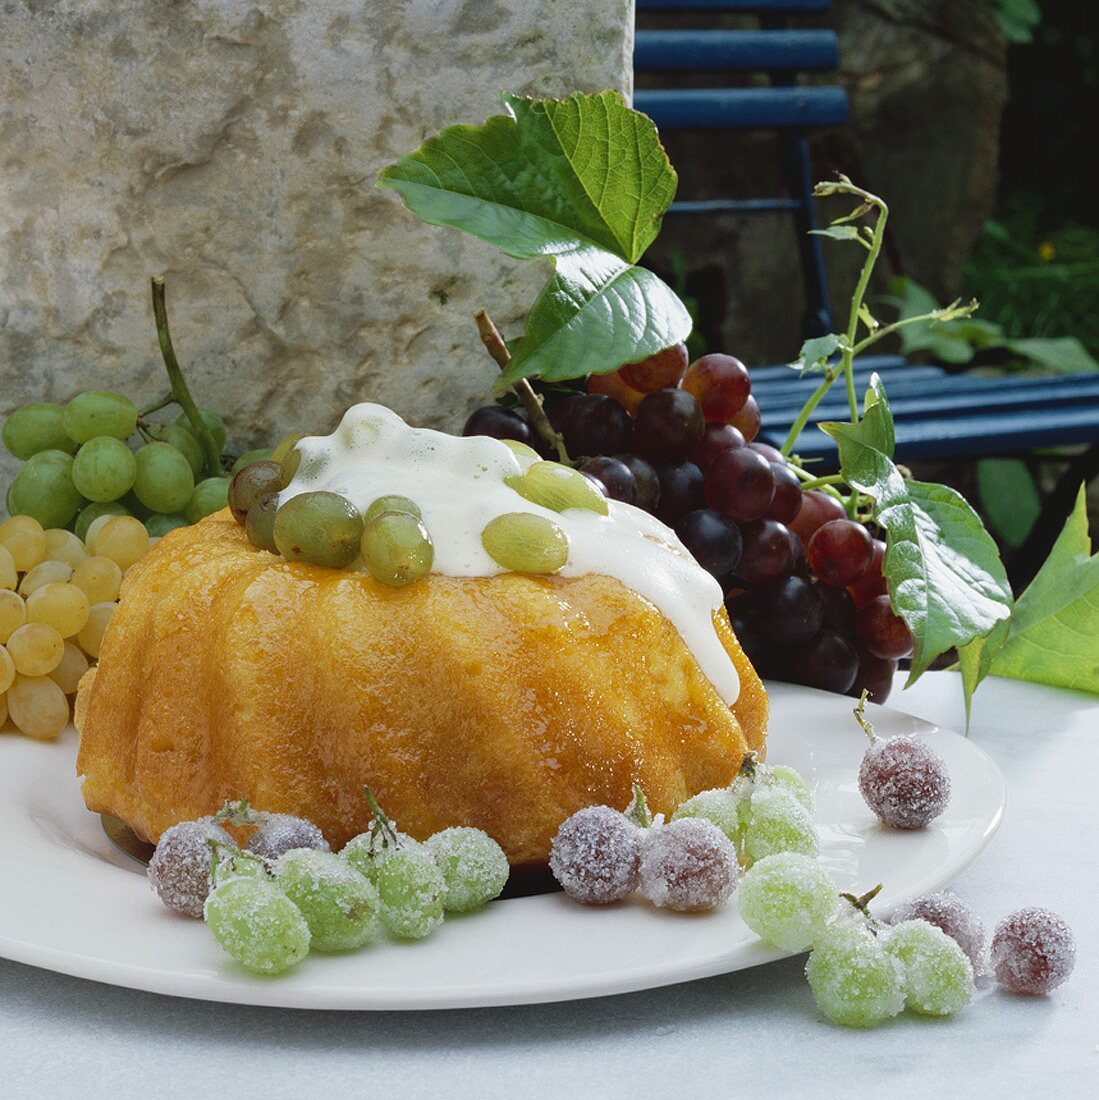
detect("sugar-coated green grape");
top-left (74, 501), bottom-right (129, 542)
top-left (481, 512), bottom-right (569, 574)
top-left (3, 403), bottom-right (76, 460)
top-left (767, 765), bottom-right (815, 814)
top-left (273, 848), bottom-right (380, 952)
top-left (273, 491), bottom-right (363, 568)
top-left (805, 920), bottom-right (906, 1028)
top-left (204, 876), bottom-right (311, 976)
top-left (231, 448), bottom-right (274, 475)
top-left (185, 477), bottom-right (231, 524)
top-left (375, 848), bottom-right (446, 939)
top-left (7, 451), bottom-right (84, 529)
top-left (133, 441), bottom-right (195, 514)
top-left (62, 392), bottom-right (138, 444)
top-left (742, 786), bottom-right (820, 863)
top-left (174, 407), bottom-right (227, 456)
top-left (505, 461), bottom-right (608, 515)
top-left (145, 513), bottom-right (189, 538)
top-left (361, 511), bottom-right (433, 587)
top-left (210, 849), bottom-right (269, 889)
top-left (364, 495), bottom-right (422, 524)
top-left (424, 827), bottom-right (509, 912)
top-left (147, 422), bottom-right (205, 478)
top-left (672, 787), bottom-right (742, 845)
top-left (244, 493), bottom-right (280, 553)
top-left (739, 852), bottom-right (838, 951)
top-left (228, 461), bottom-right (284, 525)
top-left (885, 919), bottom-right (975, 1016)
top-left (340, 831), bottom-right (423, 886)
top-left (71, 437), bottom-right (137, 503)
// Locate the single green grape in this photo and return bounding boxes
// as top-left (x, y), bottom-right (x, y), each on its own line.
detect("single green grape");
top-left (62, 392), bottom-right (138, 444)
top-left (271, 433), bottom-right (305, 463)
top-left (132, 441), bottom-right (195, 514)
top-left (210, 848), bottom-right (269, 889)
top-left (71, 436), bottom-right (138, 502)
top-left (481, 512), bottom-right (569, 574)
top-left (231, 448), bottom-right (275, 474)
top-left (273, 491), bottom-right (363, 568)
top-left (424, 827), bottom-right (509, 912)
top-left (272, 433), bottom-right (306, 484)
top-left (361, 511), bottom-right (434, 587)
top-left (75, 501), bottom-right (129, 542)
top-left (184, 477), bottom-right (231, 524)
top-left (174, 407), bottom-right (227, 457)
top-left (7, 450), bottom-right (84, 529)
top-left (244, 493), bottom-right (280, 553)
top-left (742, 786), bottom-right (820, 864)
top-left (364, 495), bottom-right (422, 524)
top-left (340, 831), bottom-right (423, 886)
top-left (375, 848), bottom-right (446, 940)
top-left (147, 422), bottom-right (205, 478)
top-left (2, 403), bottom-right (76, 460)
top-left (805, 920), bottom-right (906, 1028)
top-left (500, 439), bottom-right (540, 462)
top-left (203, 876), bottom-right (311, 976)
top-left (505, 461), bottom-right (608, 515)
top-left (672, 788), bottom-right (742, 845)
top-left (739, 852), bottom-right (838, 951)
top-left (885, 919), bottom-right (974, 1016)
top-left (272, 848), bottom-right (380, 953)
top-left (766, 765), bottom-right (815, 814)
top-left (228, 461), bottom-right (285, 525)
top-left (145, 513), bottom-right (190, 538)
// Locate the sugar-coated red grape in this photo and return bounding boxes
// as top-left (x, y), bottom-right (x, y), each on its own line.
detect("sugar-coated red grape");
top-left (889, 892), bottom-right (986, 971)
top-left (588, 370), bottom-right (645, 416)
top-left (856, 594), bottom-right (914, 659)
top-left (580, 456), bottom-right (637, 505)
top-left (764, 463), bottom-right (803, 524)
top-left (619, 343), bottom-right (689, 394)
top-left (548, 394), bottom-right (633, 457)
top-left (727, 395), bottom-right (761, 442)
top-left (616, 453), bottom-right (661, 512)
top-left (788, 630), bottom-right (858, 694)
top-left (675, 509), bottom-right (743, 578)
top-left (748, 441), bottom-right (786, 466)
top-left (846, 645), bottom-right (897, 704)
top-left (753, 575), bottom-right (824, 646)
top-left (634, 389), bottom-right (705, 460)
top-left (549, 806), bottom-right (641, 905)
top-left (736, 519), bottom-right (797, 586)
top-left (789, 490), bottom-right (846, 545)
top-left (654, 460), bottom-right (705, 524)
top-left (848, 538), bottom-right (888, 607)
top-left (680, 354), bottom-right (751, 422)
top-left (704, 447), bottom-right (775, 523)
top-left (990, 908), bottom-right (1075, 995)
top-left (815, 580), bottom-right (856, 634)
top-left (463, 405), bottom-right (533, 446)
top-left (858, 735), bottom-right (950, 829)
top-left (688, 422), bottom-right (745, 473)
top-left (807, 519), bottom-right (874, 587)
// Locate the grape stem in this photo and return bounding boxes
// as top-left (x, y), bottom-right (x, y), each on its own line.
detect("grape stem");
top-left (363, 786), bottom-right (401, 849)
top-left (139, 393), bottom-right (175, 418)
top-left (852, 689), bottom-right (877, 743)
top-left (150, 276), bottom-right (223, 478)
top-left (839, 883), bottom-right (883, 916)
top-left (625, 782), bottom-right (653, 828)
top-left (473, 309), bottom-right (572, 465)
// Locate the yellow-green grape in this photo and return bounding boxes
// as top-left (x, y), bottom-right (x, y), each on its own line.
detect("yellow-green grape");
top-left (0, 687), bottom-right (7, 728)
top-left (361, 512), bottom-right (434, 587)
top-left (185, 477), bottom-right (231, 524)
top-left (231, 448), bottom-right (275, 474)
top-left (146, 422), bottom-right (204, 479)
top-left (26, 582), bottom-right (90, 639)
top-left (49, 641), bottom-right (90, 695)
top-left (6, 622), bottom-right (65, 677)
top-left (272, 433), bottom-right (306, 484)
top-left (74, 501), bottom-right (128, 543)
top-left (8, 450), bottom-right (85, 529)
top-left (90, 516), bottom-right (149, 572)
top-left (145, 514), bottom-right (189, 538)
top-left (244, 493), bottom-right (279, 554)
top-left (132, 441), bottom-right (195, 514)
top-left (481, 512), bottom-right (569, 574)
top-left (18, 560), bottom-right (73, 597)
top-left (173, 407), bottom-right (227, 457)
top-left (364, 495), bottom-right (422, 524)
top-left (273, 492), bottom-right (363, 569)
top-left (203, 876), bottom-right (310, 976)
top-left (0, 645), bottom-right (14, 694)
top-left (0, 545), bottom-right (17, 591)
top-left (0, 515), bottom-right (47, 572)
top-left (228, 461), bottom-right (284, 525)
top-left (42, 529), bottom-right (88, 568)
top-left (71, 436), bottom-right (138, 502)
top-left (62, 392), bottom-right (138, 444)
top-left (6, 674), bottom-right (70, 740)
top-left (505, 461), bottom-right (608, 516)
top-left (501, 439), bottom-right (540, 462)
top-left (71, 556), bottom-right (122, 604)
top-left (3, 402), bottom-right (76, 460)
top-left (76, 602), bottom-right (116, 659)
top-left (0, 591), bottom-right (26, 644)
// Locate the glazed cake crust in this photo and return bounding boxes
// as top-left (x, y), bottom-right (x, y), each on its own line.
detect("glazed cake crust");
top-left (76, 512), bottom-right (767, 867)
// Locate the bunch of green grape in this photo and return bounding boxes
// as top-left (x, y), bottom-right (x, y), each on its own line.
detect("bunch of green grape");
top-left (2, 392), bottom-right (268, 538)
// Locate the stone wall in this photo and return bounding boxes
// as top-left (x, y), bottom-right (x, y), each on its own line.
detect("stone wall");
top-left (0, 0), bottom-right (634, 489)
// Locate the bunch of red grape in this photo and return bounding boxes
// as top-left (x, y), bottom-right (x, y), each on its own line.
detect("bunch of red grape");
top-left (462, 344), bottom-right (912, 703)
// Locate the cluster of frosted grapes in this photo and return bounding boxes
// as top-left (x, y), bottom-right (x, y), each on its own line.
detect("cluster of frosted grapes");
top-left (147, 796), bottom-right (509, 976)
top-left (2, 393), bottom-right (244, 539)
top-left (463, 344), bottom-right (915, 702)
top-left (0, 512), bottom-right (151, 739)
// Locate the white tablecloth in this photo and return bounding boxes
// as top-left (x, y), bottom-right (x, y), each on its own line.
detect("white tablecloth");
top-left (2, 672), bottom-right (1094, 1099)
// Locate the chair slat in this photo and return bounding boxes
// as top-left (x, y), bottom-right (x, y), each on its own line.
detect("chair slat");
top-left (633, 87), bottom-right (849, 129)
top-left (635, 30), bottom-right (839, 72)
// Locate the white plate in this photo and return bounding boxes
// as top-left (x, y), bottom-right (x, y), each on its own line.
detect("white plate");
top-left (0, 682), bottom-right (1004, 1010)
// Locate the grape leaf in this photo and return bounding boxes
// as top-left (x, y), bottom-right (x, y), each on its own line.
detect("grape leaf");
top-left (809, 225), bottom-right (863, 242)
top-left (822, 386), bottom-right (1012, 680)
top-left (988, 486), bottom-right (1099, 695)
top-left (378, 91), bottom-right (691, 388)
top-left (789, 333), bottom-right (845, 376)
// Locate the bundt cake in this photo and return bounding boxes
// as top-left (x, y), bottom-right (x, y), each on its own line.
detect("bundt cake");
top-left (76, 404), bottom-right (767, 866)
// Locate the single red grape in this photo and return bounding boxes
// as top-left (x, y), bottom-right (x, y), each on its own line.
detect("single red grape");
top-left (856, 595), bottom-right (914, 659)
top-left (848, 538), bottom-right (888, 607)
top-left (748, 441), bottom-right (786, 466)
top-left (675, 509), bottom-right (743, 578)
top-left (991, 908), bottom-right (1076, 995)
top-left (789, 630), bottom-right (858, 694)
top-left (704, 447), bottom-right (775, 523)
top-left (634, 389), bottom-right (705, 460)
top-left (807, 519), bottom-right (874, 587)
top-left (616, 453), bottom-right (661, 513)
top-left (735, 519), bottom-right (797, 586)
top-left (548, 394), bottom-right (633, 457)
top-left (588, 370), bottom-right (645, 416)
top-left (680, 354), bottom-right (751, 422)
top-left (789, 490), bottom-right (846, 545)
top-left (654, 460), bottom-right (705, 525)
top-left (858, 734), bottom-right (950, 829)
top-left (463, 405), bottom-right (534, 446)
top-left (619, 343), bottom-right (689, 394)
top-left (753, 575), bottom-right (824, 646)
top-left (764, 462), bottom-right (803, 524)
top-left (688, 422), bottom-right (745, 474)
top-left (580, 456), bottom-right (637, 505)
top-left (727, 395), bottom-right (761, 442)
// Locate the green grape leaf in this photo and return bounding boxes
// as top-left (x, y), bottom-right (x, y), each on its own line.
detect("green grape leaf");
top-left (957, 618), bottom-right (1010, 729)
top-left (378, 91), bottom-right (691, 387)
top-left (822, 387), bottom-right (1012, 680)
top-left (858, 372), bottom-right (895, 457)
top-left (977, 458), bottom-right (1041, 548)
top-left (1003, 337), bottom-right (1099, 374)
top-left (989, 486), bottom-right (1099, 695)
top-left (789, 333), bottom-right (845, 376)
top-left (809, 225), bottom-right (863, 243)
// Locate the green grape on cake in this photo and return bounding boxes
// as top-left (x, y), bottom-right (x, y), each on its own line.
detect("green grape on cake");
top-left (273, 491), bottom-right (363, 568)
top-left (360, 510), bottom-right (434, 587)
